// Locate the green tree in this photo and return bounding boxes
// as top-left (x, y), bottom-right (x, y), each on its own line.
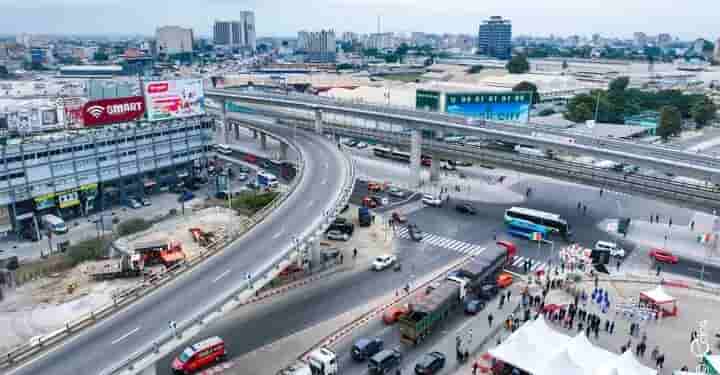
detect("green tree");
top-left (116, 218), bottom-right (153, 237)
top-left (608, 76), bottom-right (630, 93)
top-left (506, 54), bottom-right (530, 74)
top-left (512, 81), bottom-right (540, 106)
top-left (657, 105), bottom-right (682, 141)
top-left (691, 97), bottom-right (718, 128)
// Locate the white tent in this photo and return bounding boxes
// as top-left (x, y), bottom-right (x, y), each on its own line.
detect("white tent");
top-left (537, 349), bottom-right (584, 375)
top-left (565, 333), bottom-right (618, 373)
top-left (489, 327), bottom-right (543, 373)
top-left (611, 351), bottom-right (657, 375)
top-left (640, 286), bottom-right (675, 304)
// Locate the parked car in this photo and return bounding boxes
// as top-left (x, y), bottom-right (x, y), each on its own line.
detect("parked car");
top-left (477, 284), bottom-right (499, 302)
top-left (455, 203), bottom-right (477, 215)
top-left (464, 299), bottom-right (485, 315)
top-left (440, 162), bottom-right (456, 171)
top-left (326, 230), bottom-right (350, 241)
top-left (238, 165), bottom-right (251, 173)
top-left (594, 241), bottom-right (626, 258)
top-left (344, 139), bottom-right (358, 147)
top-left (422, 194), bottom-right (442, 207)
top-left (362, 197), bottom-right (378, 208)
top-left (388, 187), bottom-right (406, 198)
top-left (454, 160), bottom-right (473, 167)
top-left (497, 273), bottom-right (513, 288)
top-left (351, 338), bottom-right (384, 361)
top-left (127, 197), bottom-right (142, 209)
top-left (382, 305), bottom-right (408, 325)
top-left (649, 248), bottom-right (679, 264)
top-left (367, 181), bottom-right (383, 192)
top-left (141, 197), bottom-right (152, 206)
top-left (237, 173), bottom-right (249, 181)
top-left (414, 352), bottom-right (446, 375)
top-left (356, 142), bottom-right (368, 149)
top-left (172, 336), bottom-right (226, 374)
top-left (372, 254), bottom-right (397, 271)
top-left (321, 248), bottom-right (341, 262)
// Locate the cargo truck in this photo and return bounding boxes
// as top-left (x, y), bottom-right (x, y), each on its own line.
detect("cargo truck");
top-left (86, 254), bottom-right (144, 280)
top-left (398, 277), bottom-right (468, 345)
top-left (277, 347), bottom-right (338, 375)
top-left (358, 207), bottom-right (372, 227)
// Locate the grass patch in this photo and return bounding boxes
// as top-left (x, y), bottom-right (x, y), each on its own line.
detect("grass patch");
top-left (116, 218), bottom-right (153, 237)
top-left (230, 191), bottom-right (280, 215)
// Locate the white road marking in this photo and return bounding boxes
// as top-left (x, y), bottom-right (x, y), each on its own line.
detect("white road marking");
top-left (272, 230), bottom-right (285, 239)
top-left (306, 199), bottom-right (316, 208)
top-left (111, 327), bottom-right (140, 345)
top-left (212, 269), bottom-right (231, 283)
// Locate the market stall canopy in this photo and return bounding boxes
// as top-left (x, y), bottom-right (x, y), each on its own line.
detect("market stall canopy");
top-left (640, 286), bottom-right (675, 304)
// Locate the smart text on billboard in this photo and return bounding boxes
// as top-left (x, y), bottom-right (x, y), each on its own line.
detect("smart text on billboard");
top-left (82, 96), bottom-right (146, 126)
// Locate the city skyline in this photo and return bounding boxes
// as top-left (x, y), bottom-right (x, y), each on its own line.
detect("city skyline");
top-left (1, 0), bottom-right (718, 40)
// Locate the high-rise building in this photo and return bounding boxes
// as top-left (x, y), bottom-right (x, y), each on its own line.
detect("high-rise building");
top-left (240, 11), bottom-right (256, 51)
top-left (714, 38), bottom-right (720, 62)
top-left (156, 26), bottom-right (194, 55)
top-left (477, 16), bottom-right (512, 60)
top-left (367, 33), bottom-right (395, 50)
top-left (657, 33), bottom-right (672, 46)
top-left (633, 32), bottom-right (648, 47)
top-left (301, 29), bottom-right (336, 63)
top-left (213, 11), bottom-right (256, 52)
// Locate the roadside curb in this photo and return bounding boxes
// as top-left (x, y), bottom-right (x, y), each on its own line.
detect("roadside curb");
top-left (240, 265), bottom-right (351, 306)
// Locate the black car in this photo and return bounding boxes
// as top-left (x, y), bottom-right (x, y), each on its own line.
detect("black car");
top-left (369, 349), bottom-right (401, 374)
top-left (352, 338), bottom-right (384, 361)
top-left (455, 203), bottom-right (477, 215)
top-left (321, 248), bottom-right (341, 262)
top-left (408, 223), bottom-right (423, 241)
top-left (414, 352), bottom-right (446, 374)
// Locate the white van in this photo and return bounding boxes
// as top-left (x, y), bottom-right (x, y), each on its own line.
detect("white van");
top-left (42, 214), bottom-right (68, 234)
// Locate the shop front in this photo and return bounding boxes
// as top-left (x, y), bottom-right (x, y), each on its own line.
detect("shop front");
top-left (34, 184), bottom-right (100, 220)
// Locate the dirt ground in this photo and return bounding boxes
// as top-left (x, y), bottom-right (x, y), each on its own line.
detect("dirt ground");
top-left (0, 205), bottom-right (247, 354)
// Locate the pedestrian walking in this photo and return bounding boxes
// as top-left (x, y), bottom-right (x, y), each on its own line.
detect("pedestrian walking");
top-left (605, 320), bottom-right (610, 332)
top-left (561, 261), bottom-right (566, 273)
top-left (493, 229), bottom-right (497, 241)
top-left (650, 214), bottom-right (653, 224)
top-left (600, 188), bottom-right (604, 196)
top-left (616, 259), bottom-right (621, 272)
top-left (507, 290), bottom-right (512, 300)
top-left (691, 221), bottom-right (695, 231)
top-left (651, 346), bottom-right (659, 361)
top-left (488, 313), bottom-right (494, 327)
top-left (656, 265), bottom-right (662, 277)
top-left (610, 321), bottom-right (615, 334)
top-left (473, 362), bottom-right (478, 375)
top-left (583, 205), bottom-right (587, 215)
top-left (656, 354), bottom-right (665, 369)
top-left (578, 201), bottom-right (582, 210)
top-left (620, 345), bottom-right (627, 354)
top-left (595, 326), bottom-right (599, 339)
top-left (656, 214), bottom-right (660, 223)
top-left (691, 330), bottom-right (698, 342)
top-left (499, 294), bottom-right (506, 309)
top-left (669, 218), bottom-right (673, 227)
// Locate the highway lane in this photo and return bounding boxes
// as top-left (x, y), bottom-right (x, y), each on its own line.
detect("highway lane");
top-left (153, 238), bottom-right (463, 374)
top-left (11, 125), bottom-right (348, 375)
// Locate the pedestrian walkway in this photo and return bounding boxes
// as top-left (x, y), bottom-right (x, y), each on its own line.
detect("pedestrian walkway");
top-left (507, 255), bottom-right (550, 274)
top-left (394, 227), bottom-right (486, 256)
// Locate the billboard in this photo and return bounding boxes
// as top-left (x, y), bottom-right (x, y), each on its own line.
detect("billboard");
top-left (143, 79), bottom-right (205, 122)
top-left (445, 92), bottom-right (531, 123)
top-left (82, 96), bottom-right (145, 126)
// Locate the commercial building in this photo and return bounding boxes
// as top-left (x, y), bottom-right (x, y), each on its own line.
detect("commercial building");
top-left (213, 11), bottom-right (256, 52)
top-left (714, 38), bottom-right (720, 62)
top-left (477, 16), bottom-right (512, 60)
top-left (0, 116), bottom-right (214, 237)
top-left (57, 65), bottom-right (124, 79)
top-left (156, 25), bottom-right (194, 55)
top-left (301, 30), bottom-right (337, 63)
top-left (366, 33), bottom-right (396, 50)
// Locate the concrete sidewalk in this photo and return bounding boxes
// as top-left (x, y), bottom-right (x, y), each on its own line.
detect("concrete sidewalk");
top-left (601, 218), bottom-right (720, 267)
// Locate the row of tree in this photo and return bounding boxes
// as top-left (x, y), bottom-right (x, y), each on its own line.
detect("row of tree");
top-left (564, 77), bottom-right (717, 139)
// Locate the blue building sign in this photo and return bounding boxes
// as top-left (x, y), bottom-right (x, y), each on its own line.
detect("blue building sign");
top-left (445, 92), bottom-right (531, 123)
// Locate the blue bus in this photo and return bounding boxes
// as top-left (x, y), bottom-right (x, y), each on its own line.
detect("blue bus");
top-left (506, 219), bottom-right (548, 240)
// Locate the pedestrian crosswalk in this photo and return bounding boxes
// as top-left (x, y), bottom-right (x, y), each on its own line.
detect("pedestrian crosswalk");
top-left (394, 227), bottom-right (485, 256)
top-left (508, 255), bottom-right (550, 273)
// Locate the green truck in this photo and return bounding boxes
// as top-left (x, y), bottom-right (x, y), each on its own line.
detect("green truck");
top-left (398, 277), bottom-right (468, 345)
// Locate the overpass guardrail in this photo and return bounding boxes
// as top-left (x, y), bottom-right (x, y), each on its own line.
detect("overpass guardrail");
top-left (101, 122), bottom-right (356, 374)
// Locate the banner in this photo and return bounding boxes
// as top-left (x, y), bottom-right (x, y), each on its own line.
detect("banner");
top-left (445, 92), bottom-right (531, 123)
top-left (83, 96), bottom-right (145, 126)
top-left (143, 79), bottom-right (205, 122)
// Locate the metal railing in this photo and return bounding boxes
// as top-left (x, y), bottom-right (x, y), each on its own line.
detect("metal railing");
top-left (99, 122), bottom-right (355, 374)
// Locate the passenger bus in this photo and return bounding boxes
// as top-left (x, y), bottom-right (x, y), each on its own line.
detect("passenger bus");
top-left (504, 207), bottom-right (571, 238)
top-left (372, 147), bottom-right (432, 166)
top-left (215, 144), bottom-right (232, 155)
top-left (506, 219), bottom-right (548, 240)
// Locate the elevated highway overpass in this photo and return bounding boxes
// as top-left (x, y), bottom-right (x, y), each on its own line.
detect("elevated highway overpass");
top-left (7, 122), bottom-right (352, 375)
top-left (206, 89), bottom-right (720, 183)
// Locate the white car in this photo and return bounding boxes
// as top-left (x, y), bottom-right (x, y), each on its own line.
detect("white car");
top-left (594, 241), bottom-right (626, 258)
top-left (326, 230), bottom-right (350, 241)
top-left (372, 254), bottom-right (397, 271)
top-left (237, 173), bottom-right (249, 181)
top-left (356, 142), bottom-right (368, 149)
top-left (422, 194), bottom-right (442, 207)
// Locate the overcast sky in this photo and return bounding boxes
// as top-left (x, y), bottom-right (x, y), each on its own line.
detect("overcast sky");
top-left (1, 0), bottom-right (717, 40)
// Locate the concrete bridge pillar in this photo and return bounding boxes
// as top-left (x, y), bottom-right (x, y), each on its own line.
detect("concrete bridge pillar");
top-left (138, 363), bottom-right (157, 375)
top-left (260, 133), bottom-right (268, 150)
top-left (410, 129), bottom-right (422, 187)
top-left (314, 109), bottom-right (324, 134)
top-left (220, 99), bottom-right (229, 144)
top-left (234, 123), bottom-right (240, 140)
top-left (279, 142), bottom-right (289, 161)
top-left (252, 129), bottom-right (258, 139)
top-left (429, 153), bottom-right (441, 182)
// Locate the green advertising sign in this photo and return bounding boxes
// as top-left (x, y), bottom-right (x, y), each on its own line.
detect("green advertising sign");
top-left (416, 90), bottom-right (441, 111)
